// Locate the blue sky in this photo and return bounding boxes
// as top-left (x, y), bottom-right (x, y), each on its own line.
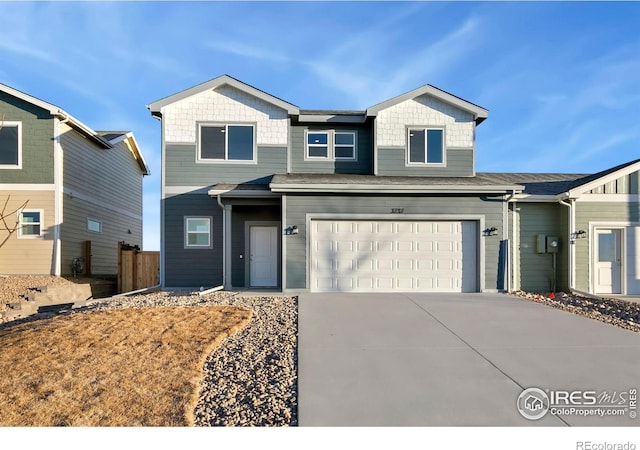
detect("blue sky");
top-left (1, 2), bottom-right (638, 251)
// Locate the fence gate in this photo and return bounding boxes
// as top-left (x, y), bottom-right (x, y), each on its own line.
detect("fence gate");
top-left (117, 242), bottom-right (160, 293)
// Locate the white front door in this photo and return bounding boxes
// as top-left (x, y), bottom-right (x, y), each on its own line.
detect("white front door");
top-left (595, 228), bottom-right (622, 294)
top-left (250, 226), bottom-right (278, 287)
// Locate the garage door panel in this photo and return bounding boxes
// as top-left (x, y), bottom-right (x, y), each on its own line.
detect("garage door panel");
top-left (311, 219), bottom-right (478, 293)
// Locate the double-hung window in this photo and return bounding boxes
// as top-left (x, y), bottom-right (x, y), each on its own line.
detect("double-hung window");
top-left (198, 124), bottom-right (255, 162)
top-left (185, 217), bottom-right (212, 249)
top-left (407, 127), bottom-right (445, 165)
top-left (306, 130), bottom-right (357, 160)
top-left (18, 210), bottom-right (43, 238)
top-left (0, 121), bottom-right (22, 169)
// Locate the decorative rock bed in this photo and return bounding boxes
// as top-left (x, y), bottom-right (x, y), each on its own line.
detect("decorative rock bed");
top-left (512, 291), bottom-right (640, 333)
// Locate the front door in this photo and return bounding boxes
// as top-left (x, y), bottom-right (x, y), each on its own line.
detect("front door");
top-left (250, 226), bottom-right (278, 287)
top-left (595, 228), bottom-right (622, 294)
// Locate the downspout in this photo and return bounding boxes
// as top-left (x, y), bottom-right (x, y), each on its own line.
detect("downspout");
top-left (53, 112), bottom-right (70, 276)
top-left (557, 195), bottom-right (574, 291)
top-left (505, 190), bottom-right (516, 292)
top-left (216, 194), bottom-right (226, 289)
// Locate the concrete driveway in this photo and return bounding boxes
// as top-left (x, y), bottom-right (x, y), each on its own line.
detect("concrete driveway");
top-left (298, 293), bottom-right (640, 426)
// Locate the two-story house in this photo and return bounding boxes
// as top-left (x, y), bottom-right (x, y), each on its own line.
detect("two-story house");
top-left (0, 83), bottom-right (149, 276)
top-left (148, 75), bottom-right (640, 296)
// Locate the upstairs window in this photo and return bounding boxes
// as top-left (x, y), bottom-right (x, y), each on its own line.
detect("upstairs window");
top-left (198, 124), bottom-right (255, 162)
top-left (305, 130), bottom-right (357, 161)
top-left (408, 128), bottom-right (444, 165)
top-left (18, 210), bottom-right (43, 238)
top-left (307, 132), bottom-right (329, 158)
top-left (334, 132), bottom-right (356, 159)
top-left (0, 122), bottom-right (22, 169)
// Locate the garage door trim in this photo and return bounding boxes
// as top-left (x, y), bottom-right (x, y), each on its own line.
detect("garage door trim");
top-left (305, 213), bottom-right (486, 292)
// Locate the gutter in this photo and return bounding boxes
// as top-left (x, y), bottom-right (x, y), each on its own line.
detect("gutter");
top-left (269, 183), bottom-right (523, 194)
top-left (504, 190), bottom-right (516, 292)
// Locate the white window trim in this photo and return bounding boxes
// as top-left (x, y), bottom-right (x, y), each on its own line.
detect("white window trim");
top-left (196, 122), bottom-right (257, 165)
top-left (87, 218), bottom-right (102, 233)
top-left (304, 129), bottom-right (358, 161)
top-left (17, 208), bottom-right (43, 239)
top-left (0, 121), bottom-right (22, 169)
top-left (184, 216), bottom-right (213, 249)
top-left (406, 126), bottom-right (446, 167)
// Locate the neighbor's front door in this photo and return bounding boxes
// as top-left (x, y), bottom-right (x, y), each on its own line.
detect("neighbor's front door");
top-left (595, 228), bottom-right (622, 294)
top-left (250, 226), bottom-right (278, 287)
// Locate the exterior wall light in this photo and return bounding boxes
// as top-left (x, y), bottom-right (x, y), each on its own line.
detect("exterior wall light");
top-left (483, 227), bottom-right (498, 237)
top-left (284, 225), bottom-right (299, 235)
top-left (572, 230), bottom-right (587, 239)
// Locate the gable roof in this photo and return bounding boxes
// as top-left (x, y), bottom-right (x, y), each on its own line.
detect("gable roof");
top-left (565, 158), bottom-right (640, 197)
top-left (366, 84), bottom-right (489, 124)
top-left (0, 82), bottom-right (112, 149)
top-left (146, 74), bottom-right (300, 116)
top-left (96, 131), bottom-right (150, 176)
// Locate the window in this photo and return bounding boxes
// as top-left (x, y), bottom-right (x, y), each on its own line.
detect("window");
top-left (307, 132), bottom-right (329, 158)
top-left (408, 128), bottom-right (444, 165)
top-left (334, 132), bottom-right (356, 159)
top-left (305, 130), bottom-right (357, 160)
top-left (87, 218), bottom-right (102, 233)
top-left (199, 124), bottom-right (255, 162)
top-left (0, 121), bottom-right (22, 169)
top-left (185, 217), bottom-right (212, 248)
top-left (18, 210), bottom-right (43, 238)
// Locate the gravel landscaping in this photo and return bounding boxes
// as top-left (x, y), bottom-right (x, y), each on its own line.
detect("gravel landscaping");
top-left (512, 291), bottom-right (640, 333)
top-left (85, 290), bottom-right (298, 426)
top-left (0, 275), bottom-right (97, 309)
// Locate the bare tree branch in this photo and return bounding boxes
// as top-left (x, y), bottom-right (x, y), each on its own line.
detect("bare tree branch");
top-left (0, 195), bottom-right (30, 248)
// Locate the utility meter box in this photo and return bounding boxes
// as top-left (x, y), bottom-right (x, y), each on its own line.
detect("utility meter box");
top-left (546, 236), bottom-right (560, 253)
top-left (536, 234), bottom-right (547, 254)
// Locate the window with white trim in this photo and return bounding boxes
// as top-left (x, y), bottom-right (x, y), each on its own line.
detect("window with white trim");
top-left (408, 128), bottom-right (444, 165)
top-left (18, 210), bottom-right (43, 238)
top-left (87, 218), bottom-right (102, 233)
top-left (0, 121), bottom-right (22, 169)
top-left (198, 124), bottom-right (255, 162)
top-left (305, 130), bottom-right (357, 160)
top-left (185, 217), bottom-right (212, 249)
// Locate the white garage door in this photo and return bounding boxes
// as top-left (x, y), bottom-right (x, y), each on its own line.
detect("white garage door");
top-left (311, 220), bottom-right (478, 293)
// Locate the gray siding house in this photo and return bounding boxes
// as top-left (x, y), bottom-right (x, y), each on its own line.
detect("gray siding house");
top-left (0, 83), bottom-right (149, 276)
top-left (148, 75), bottom-right (640, 296)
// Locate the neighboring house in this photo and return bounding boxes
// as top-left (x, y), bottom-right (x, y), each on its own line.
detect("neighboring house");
top-left (148, 74), bottom-right (640, 296)
top-left (0, 83), bottom-right (149, 276)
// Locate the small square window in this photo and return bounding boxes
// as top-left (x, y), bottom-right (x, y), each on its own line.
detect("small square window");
top-left (408, 128), bottom-right (444, 165)
top-left (18, 210), bottom-right (43, 238)
top-left (185, 217), bottom-right (212, 249)
top-left (87, 219), bottom-right (102, 233)
top-left (0, 122), bottom-right (22, 169)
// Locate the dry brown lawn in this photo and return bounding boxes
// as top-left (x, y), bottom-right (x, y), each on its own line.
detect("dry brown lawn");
top-left (0, 305), bottom-right (252, 426)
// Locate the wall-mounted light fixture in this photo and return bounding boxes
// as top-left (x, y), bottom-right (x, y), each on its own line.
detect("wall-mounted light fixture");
top-left (483, 227), bottom-right (498, 237)
top-left (284, 225), bottom-right (299, 236)
top-left (571, 230), bottom-right (587, 239)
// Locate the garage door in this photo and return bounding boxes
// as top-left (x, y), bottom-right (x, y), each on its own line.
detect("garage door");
top-left (311, 220), bottom-right (478, 293)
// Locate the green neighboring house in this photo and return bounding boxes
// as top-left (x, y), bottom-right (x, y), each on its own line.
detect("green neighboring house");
top-left (0, 83), bottom-right (149, 276)
top-left (148, 74), bottom-right (639, 296)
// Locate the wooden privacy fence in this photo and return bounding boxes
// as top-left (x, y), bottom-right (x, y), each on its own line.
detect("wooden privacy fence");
top-left (117, 242), bottom-right (160, 293)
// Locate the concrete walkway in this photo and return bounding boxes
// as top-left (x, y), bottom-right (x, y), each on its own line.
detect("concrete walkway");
top-left (298, 292), bottom-right (640, 426)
